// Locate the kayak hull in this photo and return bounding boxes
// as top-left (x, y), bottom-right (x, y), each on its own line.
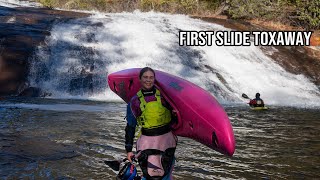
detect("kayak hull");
top-left (108, 68), bottom-right (235, 156)
top-left (251, 107), bottom-right (269, 110)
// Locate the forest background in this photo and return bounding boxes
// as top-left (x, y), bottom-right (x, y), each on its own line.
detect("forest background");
top-left (36, 0), bottom-right (319, 30)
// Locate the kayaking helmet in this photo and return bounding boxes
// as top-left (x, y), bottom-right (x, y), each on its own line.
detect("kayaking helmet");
top-left (256, 93), bottom-right (260, 98)
top-left (117, 161), bottom-right (138, 180)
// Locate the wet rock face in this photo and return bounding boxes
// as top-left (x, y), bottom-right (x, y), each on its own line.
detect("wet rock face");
top-left (18, 87), bottom-right (42, 97)
top-left (0, 6), bottom-right (88, 96)
top-left (267, 46), bottom-right (320, 87)
top-left (17, 86), bottom-right (52, 97)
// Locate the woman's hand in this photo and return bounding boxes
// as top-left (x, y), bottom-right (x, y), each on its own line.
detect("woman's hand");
top-left (127, 152), bottom-right (134, 163)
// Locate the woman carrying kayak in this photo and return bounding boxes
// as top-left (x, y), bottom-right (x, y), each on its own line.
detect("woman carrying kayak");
top-left (124, 67), bottom-right (177, 180)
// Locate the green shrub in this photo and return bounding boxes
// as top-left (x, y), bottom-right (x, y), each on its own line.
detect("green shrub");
top-left (180, 0), bottom-right (197, 13)
top-left (38, 0), bottom-right (56, 8)
top-left (297, 0), bottom-right (320, 29)
top-left (226, 0), bottom-right (279, 19)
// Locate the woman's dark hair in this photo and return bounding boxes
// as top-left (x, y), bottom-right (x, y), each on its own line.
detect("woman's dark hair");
top-left (139, 67), bottom-right (155, 79)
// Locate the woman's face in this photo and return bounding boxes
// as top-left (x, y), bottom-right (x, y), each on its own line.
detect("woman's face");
top-left (140, 70), bottom-right (155, 90)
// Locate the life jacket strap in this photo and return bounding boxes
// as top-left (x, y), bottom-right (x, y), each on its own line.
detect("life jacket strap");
top-left (137, 90), bottom-right (146, 112)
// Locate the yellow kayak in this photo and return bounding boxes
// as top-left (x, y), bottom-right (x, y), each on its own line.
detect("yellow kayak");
top-left (250, 106), bottom-right (269, 110)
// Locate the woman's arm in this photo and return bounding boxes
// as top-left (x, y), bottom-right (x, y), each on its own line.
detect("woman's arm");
top-left (125, 103), bottom-right (137, 153)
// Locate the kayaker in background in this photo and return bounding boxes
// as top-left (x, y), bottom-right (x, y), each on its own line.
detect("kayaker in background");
top-left (249, 93), bottom-right (265, 107)
top-left (123, 67), bottom-right (177, 180)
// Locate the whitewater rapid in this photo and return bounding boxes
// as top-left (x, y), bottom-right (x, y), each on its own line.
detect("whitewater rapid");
top-left (2, 1), bottom-right (319, 107)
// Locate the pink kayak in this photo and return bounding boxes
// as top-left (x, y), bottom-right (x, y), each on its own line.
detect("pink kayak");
top-left (108, 68), bottom-right (235, 156)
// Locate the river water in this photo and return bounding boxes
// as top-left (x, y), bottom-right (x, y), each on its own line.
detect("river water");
top-left (1, 97), bottom-right (319, 179)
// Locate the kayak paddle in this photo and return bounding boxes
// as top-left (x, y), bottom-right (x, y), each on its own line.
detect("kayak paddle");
top-left (241, 93), bottom-right (251, 99)
top-left (104, 158), bottom-right (126, 171)
top-left (104, 157), bottom-right (136, 171)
